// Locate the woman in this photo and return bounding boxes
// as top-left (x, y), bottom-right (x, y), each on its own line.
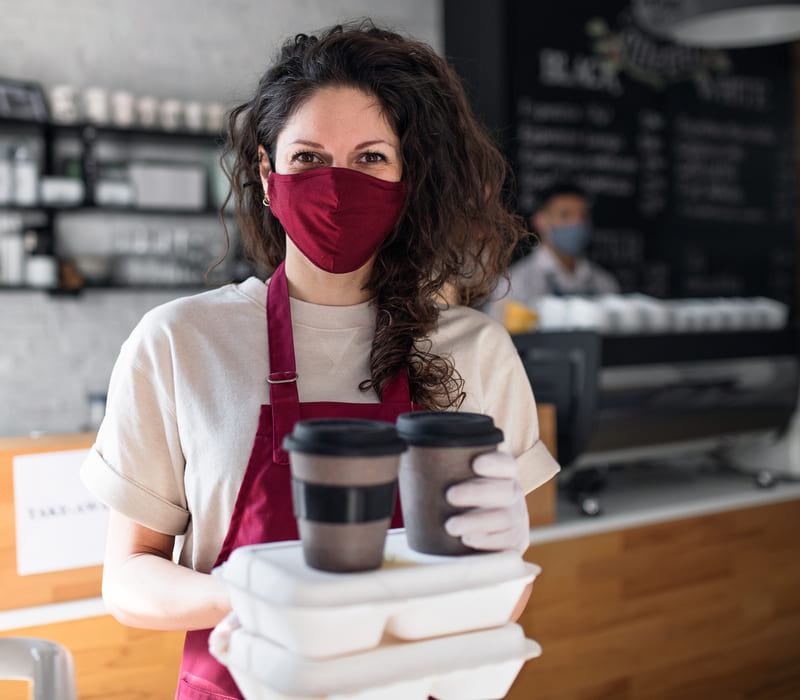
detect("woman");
top-left (81, 21), bottom-right (560, 698)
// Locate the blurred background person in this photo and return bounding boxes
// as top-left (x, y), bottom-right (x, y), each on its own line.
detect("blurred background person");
top-left (484, 181), bottom-right (620, 326)
top-left (505, 181), bottom-right (620, 305)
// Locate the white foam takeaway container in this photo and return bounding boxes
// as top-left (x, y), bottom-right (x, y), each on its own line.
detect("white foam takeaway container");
top-left (211, 620), bottom-right (541, 700)
top-left (213, 530), bottom-right (540, 659)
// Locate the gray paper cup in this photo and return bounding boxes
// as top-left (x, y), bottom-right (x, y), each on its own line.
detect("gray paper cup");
top-left (396, 411), bottom-right (504, 555)
top-left (283, 418), bottom-right (406, 572)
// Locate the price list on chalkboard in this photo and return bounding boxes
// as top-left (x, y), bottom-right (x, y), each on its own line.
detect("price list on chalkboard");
top-left (508, 0), bottom-right (797, 304)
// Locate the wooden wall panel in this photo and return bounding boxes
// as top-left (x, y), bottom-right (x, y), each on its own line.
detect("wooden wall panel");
top-left (507, 499), bottom-right (800, 700)
top-left (0, 433), bottom-right (102, 611)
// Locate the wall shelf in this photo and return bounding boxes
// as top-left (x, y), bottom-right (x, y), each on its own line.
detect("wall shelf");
top-left (0, 114), bottom-right (239, 292)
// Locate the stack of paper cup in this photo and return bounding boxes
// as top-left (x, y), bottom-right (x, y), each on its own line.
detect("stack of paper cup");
top-left (210, 531), bottom-right (542, 700)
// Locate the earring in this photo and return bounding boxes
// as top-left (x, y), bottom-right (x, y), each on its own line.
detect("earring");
top-left (262, 195), bottom-right (270, 207)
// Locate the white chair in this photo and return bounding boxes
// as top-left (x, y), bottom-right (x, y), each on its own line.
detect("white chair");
top-left (0, 637), bottom-right (78, 700)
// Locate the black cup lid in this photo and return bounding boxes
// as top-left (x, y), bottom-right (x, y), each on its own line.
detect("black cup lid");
top-left (283, 418), bottom-right (407, 456)
top-left (395, 411), bottom-right (504, 447)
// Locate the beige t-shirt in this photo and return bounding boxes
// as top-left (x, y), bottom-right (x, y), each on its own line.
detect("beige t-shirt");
top-left (81, 276), bottom-right (560, 572)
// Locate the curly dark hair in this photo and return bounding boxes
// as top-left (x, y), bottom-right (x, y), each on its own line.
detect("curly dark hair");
top-left (222, 20), bottom-right (527, 409)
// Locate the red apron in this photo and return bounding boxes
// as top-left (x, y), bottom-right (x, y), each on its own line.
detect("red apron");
top-left (176, 262), bottom-right (412, 698)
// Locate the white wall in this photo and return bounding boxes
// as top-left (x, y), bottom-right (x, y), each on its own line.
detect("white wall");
top-left (2, 0), bottom-right (442, 103)
top-left (0, 0), bottom-right (443, 437)
top-left (1, 288), bottom-right (187, 435)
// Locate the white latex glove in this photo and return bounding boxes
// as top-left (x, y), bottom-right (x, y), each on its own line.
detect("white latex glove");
top-left (208, 611), bottom-right (241, 659)
top-left (444, 451), bottom-right (530, 554)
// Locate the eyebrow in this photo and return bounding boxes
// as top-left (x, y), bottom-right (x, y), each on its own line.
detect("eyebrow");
top-left (287, 139), bottom-right (397, 150)
top-left (355, 139), bottom-right (396, 150)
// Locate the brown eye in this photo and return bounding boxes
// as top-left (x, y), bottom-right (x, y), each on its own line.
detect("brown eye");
top-left (292, 151), bottom-right (320, 164)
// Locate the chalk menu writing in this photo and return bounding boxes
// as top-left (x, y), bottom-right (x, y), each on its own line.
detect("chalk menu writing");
top-left (508, 0), bottom-right (796, 303)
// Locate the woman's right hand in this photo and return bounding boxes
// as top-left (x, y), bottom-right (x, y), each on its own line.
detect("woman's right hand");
top-left (209, 612), bottom-right (241, 658)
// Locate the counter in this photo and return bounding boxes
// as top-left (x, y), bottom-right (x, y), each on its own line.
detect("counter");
top-left (533, 455), bottom-right (800, 543)
top-left (508, 457), bottom-right (800, 700)
top-left (3, 454), bottom-right (797, 629)
top-left (2, 432), bottom-right (799, 698)
top-left (0, 431), bottom-right (184, 699)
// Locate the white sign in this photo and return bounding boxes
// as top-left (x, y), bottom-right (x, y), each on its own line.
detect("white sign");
top-left (13, 448), bottom-right (108, 575)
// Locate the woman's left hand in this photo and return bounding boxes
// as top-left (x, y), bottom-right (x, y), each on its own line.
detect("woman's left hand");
top-left (443, 451), bottom-right (530, 554)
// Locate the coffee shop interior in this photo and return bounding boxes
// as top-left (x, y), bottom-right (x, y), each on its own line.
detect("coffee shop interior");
top-left (1, 0), bottom-right (800, 698)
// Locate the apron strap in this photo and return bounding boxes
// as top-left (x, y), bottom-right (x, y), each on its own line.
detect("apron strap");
top-left (267, 262), bottom-right (301, 464)
top-left (266, 261), bottom-right (414, 462)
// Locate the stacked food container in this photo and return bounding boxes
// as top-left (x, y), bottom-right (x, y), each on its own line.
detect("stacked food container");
top-left (210, 530), bottom-right (542, 700)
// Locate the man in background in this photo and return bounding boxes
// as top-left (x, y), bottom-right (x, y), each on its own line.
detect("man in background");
top-left (504, 181), bottom-right (620, 304)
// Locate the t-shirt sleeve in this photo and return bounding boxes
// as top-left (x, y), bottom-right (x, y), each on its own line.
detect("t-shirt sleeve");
top-left (474, 319), bottom-right (561, 494)
top-left (80, 310), bottom-right (190, 536)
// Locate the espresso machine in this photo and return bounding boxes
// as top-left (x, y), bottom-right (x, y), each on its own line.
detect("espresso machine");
top-left (513, 327), bottom-right (800, 514)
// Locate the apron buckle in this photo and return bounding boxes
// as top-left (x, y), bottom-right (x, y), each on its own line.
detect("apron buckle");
top-left (267, 371), bottom-right (298, 384)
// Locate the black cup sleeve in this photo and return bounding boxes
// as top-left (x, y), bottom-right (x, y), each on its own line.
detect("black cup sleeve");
top-left (292, 479), bottom-right (397, 523)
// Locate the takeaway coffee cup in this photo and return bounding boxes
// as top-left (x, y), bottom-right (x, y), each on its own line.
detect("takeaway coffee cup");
top-left (396, 411), bottom-right (504, 556)
top-left (283, 418), bottom-right (407, 573)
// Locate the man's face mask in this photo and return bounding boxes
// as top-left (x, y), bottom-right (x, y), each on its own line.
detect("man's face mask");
top-left (548, 221), bottom-right (591, 258)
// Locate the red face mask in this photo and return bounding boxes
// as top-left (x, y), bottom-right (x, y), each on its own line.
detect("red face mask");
top-left (267, 168), bottom-right (406, 274)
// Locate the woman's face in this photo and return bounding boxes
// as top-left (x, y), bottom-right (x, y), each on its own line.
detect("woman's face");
top-left (260, 85), bottom-right (402, 185)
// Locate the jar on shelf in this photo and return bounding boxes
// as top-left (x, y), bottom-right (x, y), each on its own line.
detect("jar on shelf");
top-left (0, 147), bottom-right (12, 204)
top-left (12, 143), bottom-right (39, 206)
top-left (0, 218), bottom-right (25, 285)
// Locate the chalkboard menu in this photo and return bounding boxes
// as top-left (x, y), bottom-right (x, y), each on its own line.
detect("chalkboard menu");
top-left (504, 1), bottom-right (797, 304)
